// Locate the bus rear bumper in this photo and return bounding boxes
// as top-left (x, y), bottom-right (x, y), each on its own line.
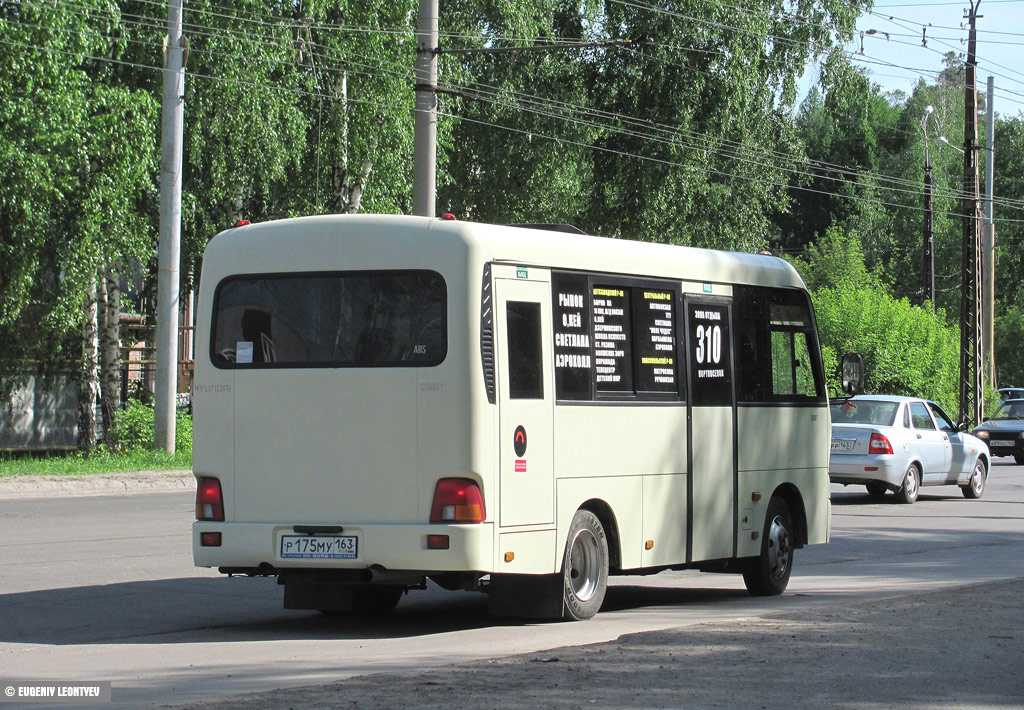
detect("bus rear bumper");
top-left (193, 521), bottom-right (495, 574)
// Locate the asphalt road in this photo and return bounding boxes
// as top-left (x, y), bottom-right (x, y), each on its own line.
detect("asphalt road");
top-left (0, 462), bottom-right (1022, 708)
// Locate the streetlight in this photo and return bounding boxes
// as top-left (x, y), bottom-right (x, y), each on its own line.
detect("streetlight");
top-left (937, 135), bottom-right (966, 154)
top-left (921, 106), bottom-right (935, 305)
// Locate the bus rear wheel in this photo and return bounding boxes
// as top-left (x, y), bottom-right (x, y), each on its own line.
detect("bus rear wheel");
top-left (743, 497), bottom-right (793, 597)
top-left (561, 509), bottom-right (609, 621)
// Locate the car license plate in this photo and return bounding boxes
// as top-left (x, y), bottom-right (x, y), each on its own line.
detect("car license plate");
top-left (990, 440), bottom-right (1014, 448)
top-left (280, 535), bottom-right (358, 559)
top-left (831, 438), bottom-right (855, 452)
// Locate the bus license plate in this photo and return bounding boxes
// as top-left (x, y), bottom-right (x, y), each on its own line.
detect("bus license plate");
top-left (280, 535), bottom-right (358, 559)
top-left (831, 439), bottom-right (855, 452)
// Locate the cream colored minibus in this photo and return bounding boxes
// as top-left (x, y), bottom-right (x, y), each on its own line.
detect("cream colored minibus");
top-left (192, 214), bottom-right (831, 620)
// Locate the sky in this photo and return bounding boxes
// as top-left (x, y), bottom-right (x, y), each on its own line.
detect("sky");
top-left (801, 0), bottom-right (1024, 116)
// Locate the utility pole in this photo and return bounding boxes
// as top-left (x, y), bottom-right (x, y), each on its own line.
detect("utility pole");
top-left (155, 0), bottom-right (186, 452)
top-left (983, 75), bottom-right (996, 387)
top-left (921, 105), bottom-right (935, 306)
top-left (412, 0), bottom-right (438, 217)
top-left (959, 0), bottom-right (983, 427)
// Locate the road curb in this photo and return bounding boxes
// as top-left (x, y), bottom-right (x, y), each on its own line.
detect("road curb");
top-left (0, 470), bottom-right (195, 499)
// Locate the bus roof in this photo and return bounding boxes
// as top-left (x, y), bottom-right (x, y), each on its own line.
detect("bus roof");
top-left (205, 214), bottom-right (806, 291)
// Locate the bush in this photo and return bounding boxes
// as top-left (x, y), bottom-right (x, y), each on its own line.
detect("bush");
top-left (108, 399), bottom-right (193, 454)
top-left (813, 286), bottom-right (960, 412)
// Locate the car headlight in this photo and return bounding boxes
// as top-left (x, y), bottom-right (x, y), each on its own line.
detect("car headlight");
top-left (975, 430), bottom-right (989, 438)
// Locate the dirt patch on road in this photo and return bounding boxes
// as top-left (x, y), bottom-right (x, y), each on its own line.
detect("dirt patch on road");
top-left (170, 577), bottom-right (1024, 710)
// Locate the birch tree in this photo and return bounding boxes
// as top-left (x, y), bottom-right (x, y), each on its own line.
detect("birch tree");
top-left (0, 0), bottom-right (157, 449)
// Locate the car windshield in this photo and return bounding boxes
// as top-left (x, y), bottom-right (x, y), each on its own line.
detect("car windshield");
top-left (990, 401), bottom-right (1024, 420)
top-left (830, 400), bottom-right (899, 426)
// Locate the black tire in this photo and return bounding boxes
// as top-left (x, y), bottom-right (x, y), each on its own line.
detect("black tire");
top-left (350, 585), bottom-right (404, 616)
top-left (561, 509), bottom-right (609, 621)
top-left (1015, 455), bottom-right (1024, 465)
top-left (865, 481), bottom-right (888, 499)
top-left (896, 464), bottom-right (920, 504)
top-left (743, 497), bottom-right (794, 597)
top-left (960, 459), bottom-right (987, 499)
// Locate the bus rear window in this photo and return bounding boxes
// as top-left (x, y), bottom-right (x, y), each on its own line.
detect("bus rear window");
top-left (210, 270), bottom-right (446, 368)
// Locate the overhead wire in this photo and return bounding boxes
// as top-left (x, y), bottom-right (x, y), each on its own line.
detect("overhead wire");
top-left (6, 0), bottom-right (1024, 223)
top-left (6, 15), bottom-right (1015, 219)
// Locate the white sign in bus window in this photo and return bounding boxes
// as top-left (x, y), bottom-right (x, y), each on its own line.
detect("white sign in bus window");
top-left (236, 341), bottom-right (254, 364)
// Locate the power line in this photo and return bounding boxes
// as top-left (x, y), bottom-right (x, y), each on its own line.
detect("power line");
top-left (7, 3), bottom-right (1024, 225)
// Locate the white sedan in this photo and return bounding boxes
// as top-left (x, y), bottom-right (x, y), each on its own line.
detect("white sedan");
top-left (829, 395), bottom-right (990, 503)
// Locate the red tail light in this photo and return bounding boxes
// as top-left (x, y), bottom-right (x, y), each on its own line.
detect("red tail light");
top-left (869, 433), bottom-right (894, 455)
top-left (195, 477), bottom-right (225, 521)
top-left (430, 478), bottom-right (485, 523)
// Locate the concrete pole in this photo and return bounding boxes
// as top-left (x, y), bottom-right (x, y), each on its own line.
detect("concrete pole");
top-left (983, 75), bottom-right (996, 387)
top-left (921, 106), bottom-right (935, 306)
top-left (412, 0), bottom-right (438, 217)
top-left (155, 0), bottom-right (185, 452)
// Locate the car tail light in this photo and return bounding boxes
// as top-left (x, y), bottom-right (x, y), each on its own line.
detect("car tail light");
top-left (430, 478), bottom-right (485, 523)
top-left (195, 477), bottom-right (225, 521)
top-left (869, 433), bottom-right (893, 455)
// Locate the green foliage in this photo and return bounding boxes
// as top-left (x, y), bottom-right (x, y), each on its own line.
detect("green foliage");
top-left (441, 0), bottom-right (866, 251)
top-left (0, 0), bottom-right (157, 395)
top-left (793, 226), bottom-right (962, 412)
top-left (0, 448), bottom-right (191, 477)
top-left (813, 287), bottom-right (960, 412)
top-left (107, 400), bottom-right (193, 454)
top-left (786, 225), bottom-right (879, 293)
top-left (3, 0), bottom-right (1016, 429)
top-left (993, 115), bottom-right (1024, 311)
top-left (995, 305), bottom-right (1024, 391)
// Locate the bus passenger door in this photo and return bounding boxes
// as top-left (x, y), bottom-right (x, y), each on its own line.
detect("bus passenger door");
top-left (495, 277), bottom-right (555, 527)
top-left (685, 296), bottom-right (737, 562)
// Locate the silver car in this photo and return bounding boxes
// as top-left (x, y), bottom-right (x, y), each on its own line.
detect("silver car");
top-left (829, 395), bottom-right (990, 503)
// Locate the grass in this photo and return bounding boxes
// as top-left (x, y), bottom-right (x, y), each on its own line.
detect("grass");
top-left (0, 447), bottom-right (192, 477)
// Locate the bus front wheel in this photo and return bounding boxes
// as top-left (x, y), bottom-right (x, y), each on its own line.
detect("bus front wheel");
top-left (561, 509), bottom-right (609, 620)
top-left (743, 497), bottom-right (793, 597)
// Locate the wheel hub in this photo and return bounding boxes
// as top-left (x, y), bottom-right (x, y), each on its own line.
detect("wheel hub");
top-left (568, 529), bottom-right (601, 602)
top-left (766, 515), bottom-right (791, 580)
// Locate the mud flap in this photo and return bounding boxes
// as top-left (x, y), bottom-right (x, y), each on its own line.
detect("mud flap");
top-left (487, 573), bottom-right (564, 619)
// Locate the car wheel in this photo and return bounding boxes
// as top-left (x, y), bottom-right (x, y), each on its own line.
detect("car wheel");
top-left (561, 510), bottom-right (609, 621)
top-left (1015, 455), bottom-right (1024, 465)
top-left (743, 497), bottom-right (794, 596)
top-left (896, 464), bottom-right (920, 504)
top-left (865, 482), bottom-right (888, 499)
top-left (960, 460), bottom-right (987, 499)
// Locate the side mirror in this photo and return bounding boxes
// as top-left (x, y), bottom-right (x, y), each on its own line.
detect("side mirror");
top-left (841, 353), bottom-right (865, 396)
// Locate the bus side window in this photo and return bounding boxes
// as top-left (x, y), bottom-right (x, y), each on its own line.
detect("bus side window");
top-left (506, 302), bottom-right (544, 399)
